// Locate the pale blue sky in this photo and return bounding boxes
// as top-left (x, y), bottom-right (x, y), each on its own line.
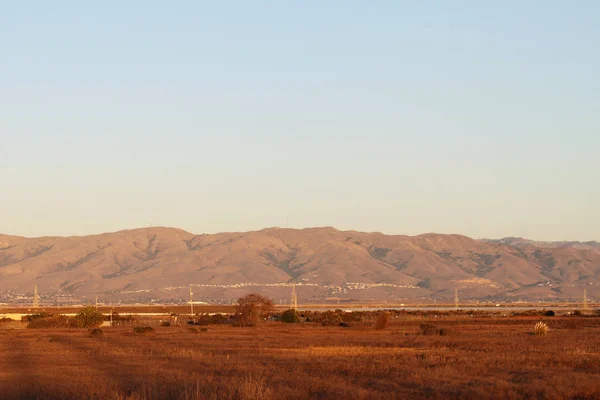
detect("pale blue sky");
top-left (1, 1), bottom-right (599, 240)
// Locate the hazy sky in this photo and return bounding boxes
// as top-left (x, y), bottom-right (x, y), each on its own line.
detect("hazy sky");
top-left (1, 2), bottom-right (599, 241)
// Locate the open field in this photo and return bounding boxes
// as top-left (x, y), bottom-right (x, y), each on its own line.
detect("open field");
top-left (2, 313), bottom-right (600, 399)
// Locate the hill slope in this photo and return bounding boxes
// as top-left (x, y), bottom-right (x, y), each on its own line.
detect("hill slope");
top-left (1, 228), bottom-right (598, 302)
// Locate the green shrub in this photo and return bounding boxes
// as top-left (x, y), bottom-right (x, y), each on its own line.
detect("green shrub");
top-left (544, 310), bottom-right (555, 317)
top-left (281, 309), bottom-right (301, 323)
top-left (75, 306), bottom-right (104, 328)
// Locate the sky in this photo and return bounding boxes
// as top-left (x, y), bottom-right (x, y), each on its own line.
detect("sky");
top-left (1, 1), bottom-right (599, 241)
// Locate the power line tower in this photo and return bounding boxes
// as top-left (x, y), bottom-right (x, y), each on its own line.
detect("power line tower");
top-left (454, 288), bottom-right (459, 311)
top-left (290, 284), bottom-right (298, 311)
top-left (583, 288), bottom-right (588, 310)
top-left (189, 285), bottom-right (194, 316)
top-left (32, 284), bottom-right (39, 309)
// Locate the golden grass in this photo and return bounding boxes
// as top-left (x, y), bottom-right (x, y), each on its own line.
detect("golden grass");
top-left (0, 316), bottom-right (599, 399)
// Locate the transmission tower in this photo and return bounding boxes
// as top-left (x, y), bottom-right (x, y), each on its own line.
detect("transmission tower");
top-left (290, 284), bottom-right (298, 311)
top-left (32, 284), bottom-right (39, 309)
top-left (583, 288), bottom-right (588, 310)
top-left (189, 285), bottom-right (194, 316)
top-left (454, 288), bottom-right (459, 311)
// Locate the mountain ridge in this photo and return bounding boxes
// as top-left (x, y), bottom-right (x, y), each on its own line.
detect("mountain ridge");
top-left (1, 227), bottom-right (598, 302)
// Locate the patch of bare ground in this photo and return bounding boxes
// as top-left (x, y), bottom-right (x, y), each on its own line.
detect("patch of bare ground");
top-left (0, 316), bottom-right (600, 399)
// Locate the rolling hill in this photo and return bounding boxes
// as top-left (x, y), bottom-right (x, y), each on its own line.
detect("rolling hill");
top-left (1, 227), bottom-right (598, 303)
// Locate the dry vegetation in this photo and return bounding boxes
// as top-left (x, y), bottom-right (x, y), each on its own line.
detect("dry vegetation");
top-left (1, 311), bottom-right (600, 399)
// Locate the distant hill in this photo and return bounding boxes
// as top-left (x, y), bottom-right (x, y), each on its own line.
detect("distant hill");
top-left (1, 227), bottom-right (599, 302)
top-left (483, 237), bottom-right (600, 250)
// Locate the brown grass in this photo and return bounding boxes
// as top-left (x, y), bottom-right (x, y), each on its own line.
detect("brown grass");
top-left (1, 315), bottom-right (600, 399)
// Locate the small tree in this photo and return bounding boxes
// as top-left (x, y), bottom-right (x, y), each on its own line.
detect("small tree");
top-left (235, 293), bottom-right (273, 327)
top-left (281, 309), bottom-right (300, 323)
top-left (75, 306), bottom-right (104, 328)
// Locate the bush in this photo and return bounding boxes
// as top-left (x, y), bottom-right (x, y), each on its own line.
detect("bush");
top-left (133, 326), bottom-right (154, 334)
top-left (90, 328), bottom-right (103, 336)
top-left (160, 321), bottom-right (171, 327)
top-left (27, 315), bottom-right (76, 329)
top-left (419, 323), bottom-right (447, 336)
top-left (375, 312), bottom-right (390, 330)
top-left (573, 310), bottom-right (582, 316)
top-left (534, 321), bottom-right (549, 335)
top-left (22, 312), bottom-right (52, 323)
top-left (544, 310), bottom-right (555, 317)
top-left (281, 309), bottom-right (301, 323)
top-left (75, 306), bottom-right (104, 328)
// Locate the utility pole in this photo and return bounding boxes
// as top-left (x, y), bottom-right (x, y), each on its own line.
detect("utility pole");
top-left (32, 284), bottom-right (39, 309)
top-left (189, 286), bottom-right (194, 316)
top-left (454, 288), bottom-right (459, 311)
top-left (290, 284), bottom-right (298, 311)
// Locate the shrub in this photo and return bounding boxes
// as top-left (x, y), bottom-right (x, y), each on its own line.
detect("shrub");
top-left (133, 326), bottom-right (154, 334)
top-left (419, 323), bottom-right (447, 336)
top-left (375, 312), bottom-right (390, 330)
top-left (321, 313), bottom-right (343, 326)
top-left (27, 315), bottom-right (76, 329)
top-left (22, 312), bottom-right (52, 323)
top-left (544, 310), bottom-right (555, 317)
top-left (534, 321), bottom-right (549, 335)
top-left (75, 306), bottom-right (104, 328)
top-left (90, 328), bottom-right (103, 336)
top-left (281, 309), bottom-right (301, 323)
top-left (573, 310), bottom-right (582, 316)
top-left (160, 321), bottom-right (171, 327)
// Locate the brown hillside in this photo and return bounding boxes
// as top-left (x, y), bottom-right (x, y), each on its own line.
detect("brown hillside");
top-left (0, 227), bottom-right (598, 301)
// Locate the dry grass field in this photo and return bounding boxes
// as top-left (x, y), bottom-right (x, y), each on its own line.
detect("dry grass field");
top-left (1, 314), bottom-right (600, 399)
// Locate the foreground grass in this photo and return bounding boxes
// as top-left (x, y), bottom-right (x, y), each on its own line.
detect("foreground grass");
top-left (1, 317), bottom-right (600, 399)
